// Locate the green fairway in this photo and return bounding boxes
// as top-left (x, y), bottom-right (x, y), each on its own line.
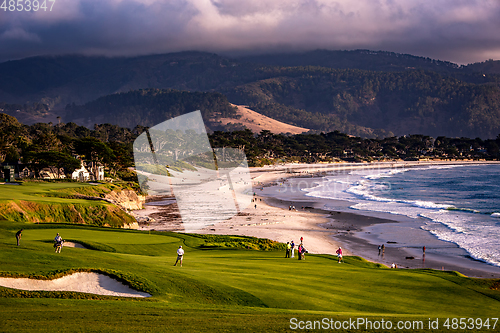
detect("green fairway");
top-left (1, 221), bottom-right (500, 332)
top-left (0, 181), bottom-right (105, 203)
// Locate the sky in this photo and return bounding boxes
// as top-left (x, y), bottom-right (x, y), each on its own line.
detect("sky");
top-left (1, 0), bottom-right (500, 64)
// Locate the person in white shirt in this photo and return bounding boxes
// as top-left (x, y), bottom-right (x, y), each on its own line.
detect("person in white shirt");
top-left (174, 245), bottom-right (184, 266)
top-left (54, 233), bottom-right (63, 253)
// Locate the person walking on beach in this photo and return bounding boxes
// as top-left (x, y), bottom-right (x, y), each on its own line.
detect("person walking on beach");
top-left (16, 229), bottom-right (23, 246)
top-left (423, 246), bottom-right (426, 255)
top-left (54, 233), bottom-right (63, 253)
top-left (336, 247), bottom-right (343, 263)
top-left (174, 246), bottom-right (184, 266)
top-left (290, 240), bottom-right (295, 258)
top-left (381, 244), bottom-right (385, 255)
top-left (378, 245), bottom-right (381, 255)
top-left (285, 242), bottom-right (291, 258)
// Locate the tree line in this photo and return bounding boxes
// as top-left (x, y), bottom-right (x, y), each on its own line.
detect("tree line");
top-left (1, 113), bottom-right (499, 181)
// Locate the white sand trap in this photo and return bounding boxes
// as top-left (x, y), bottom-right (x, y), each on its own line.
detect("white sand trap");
top-left (0, 272), bottom-right (151, 298)
top-left (63, 241), bottom-right (86, 249)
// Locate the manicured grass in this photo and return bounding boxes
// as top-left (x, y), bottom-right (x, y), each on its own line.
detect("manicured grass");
top-left (0, 182), bottom-right (134, 226)
top-left (1, 221), bottom-right (500, 332)
top-left (0, 181), bottom-right (96, 203)
top-left (0, 181), bottom-right (137, 203)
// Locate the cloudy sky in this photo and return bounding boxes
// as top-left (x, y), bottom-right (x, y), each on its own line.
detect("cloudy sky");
top-left (1, 0), bottom-right (499, 64)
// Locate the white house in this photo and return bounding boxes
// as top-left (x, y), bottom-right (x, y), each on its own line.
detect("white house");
top-left (71, 161), bottom-right (90, 182)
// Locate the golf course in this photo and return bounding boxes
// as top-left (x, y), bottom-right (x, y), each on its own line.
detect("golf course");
top-left (1, 183), bottom-right (500, 332)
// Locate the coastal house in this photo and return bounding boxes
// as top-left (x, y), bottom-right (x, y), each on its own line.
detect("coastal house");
top-left (86, 162), bottom-right (105, 181)
top-left (71, 161), bottom-right (91, 182)
top-left (1, 161), bottom-right (32, 179)
top-left (1, 165), bottom-right (15, 182)
top-left (39, 167), bottom-right (66, 179)
top-left (20, 167), bottom-right (32, 178)
top-left (343, 149), bottom-right (354, 158)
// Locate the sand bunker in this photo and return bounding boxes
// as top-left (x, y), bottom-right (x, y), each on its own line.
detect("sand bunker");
top-left (63, 241), bottom-right (86, 249)
top-left (0, 272), bottom-right (151, 298)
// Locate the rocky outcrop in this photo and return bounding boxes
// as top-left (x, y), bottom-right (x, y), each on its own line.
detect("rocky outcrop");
top-left (104, 190), bottom-right (145, 211)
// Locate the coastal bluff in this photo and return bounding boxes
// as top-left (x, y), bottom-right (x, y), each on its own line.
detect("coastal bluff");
top-left (0, 182), bottom-right (143, 228)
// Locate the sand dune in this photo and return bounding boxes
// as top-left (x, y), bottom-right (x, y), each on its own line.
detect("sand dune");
top-left (217, 104), bottom-right (309, 134)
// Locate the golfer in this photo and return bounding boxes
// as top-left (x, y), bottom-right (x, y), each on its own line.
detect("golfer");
top-left (174, 245), bottom-right (184, 266)
top-left (336, 247), bottom-right (343, 263)
top-left (16, 229), bottom-right (23, 246)
top-left (54, 233), bottom-right (63, 253)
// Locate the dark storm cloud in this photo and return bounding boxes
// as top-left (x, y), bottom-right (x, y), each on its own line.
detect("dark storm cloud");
top-left (0, 0), bottom-right (198, 60)
top-left (1, 0), bottom-right (499, 63)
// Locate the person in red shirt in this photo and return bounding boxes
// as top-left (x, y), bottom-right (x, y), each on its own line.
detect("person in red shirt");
top-left (336, 247), bottom-right (343, 263)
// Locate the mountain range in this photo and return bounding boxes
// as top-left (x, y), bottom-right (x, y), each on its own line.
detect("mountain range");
top-left (1, 50), bottom-right (499, 138)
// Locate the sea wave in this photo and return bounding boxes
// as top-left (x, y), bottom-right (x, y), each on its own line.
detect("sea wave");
top-left (446, 207), bottom-right (481, 214)
top-left (346, 182), bottom-right (455, 210)
top-left (303, 164), bottom-right (500, 267)
top-left (420, 213), bottom-right (500, 267)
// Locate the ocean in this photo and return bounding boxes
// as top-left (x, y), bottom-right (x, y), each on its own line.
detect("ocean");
top-left (304, 164), bottom-right (500, 267)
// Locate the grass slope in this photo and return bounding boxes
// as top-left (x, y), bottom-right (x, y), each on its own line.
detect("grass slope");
top-left (1, 221), bottom-right (500, 332)
top-left (0, 182), bottom-right (135, 226)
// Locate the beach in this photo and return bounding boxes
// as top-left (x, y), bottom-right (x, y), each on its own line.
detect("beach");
top-left (144, 161), bottom-right (500, 278)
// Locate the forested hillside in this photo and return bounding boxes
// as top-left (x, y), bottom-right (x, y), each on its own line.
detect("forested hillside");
top-left (225, 68), bottom-right (500, 138)
top-left (1, 50), bottom-right (500, 138)
top-left (64, 89), bottom-right (239, 130)
top-left (241, 49), bottom-right (500, 83)
top-left (241, 49), bottom-right (461, 73)
top-left (0, 52), bottom-right (263, 106)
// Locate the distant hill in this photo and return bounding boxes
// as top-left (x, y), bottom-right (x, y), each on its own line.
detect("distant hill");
top-left (463, 59), bottom-right (500, 74)
top-left (241, 49), bottom-right (500, 76)
top-left (64, 89), bottom-right (239, 130)
top-left (62, 89), bottom-right (309, 134)
top-left (0, 52), bottom-right (264, 106)
top-left (1, 50), bottom-right (500, 138)
top-left (225, 67), bottom-right (500, 138)
top-left (240, 49), bottom-right (461, 73)
top-left (240, 49), bottom-right (500, 86)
